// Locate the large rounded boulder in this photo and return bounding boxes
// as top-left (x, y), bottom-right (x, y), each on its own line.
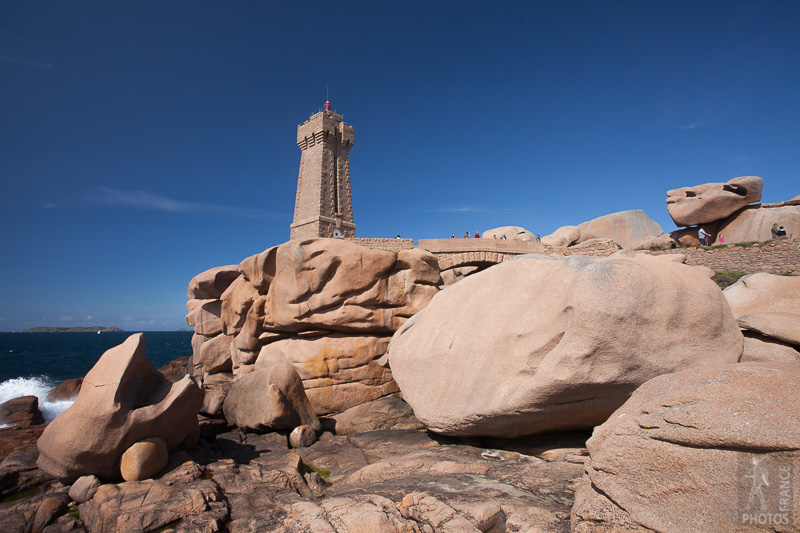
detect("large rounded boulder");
top-left (387, 252), bottom-right (743, 437)
top-left (572, 363), bottom-right (800, 532)
top-left (576, 209), bottom-right (663, 249)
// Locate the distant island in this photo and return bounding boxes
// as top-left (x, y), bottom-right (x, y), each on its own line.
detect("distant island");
top-left (22, 326), bottom-right (125, 333)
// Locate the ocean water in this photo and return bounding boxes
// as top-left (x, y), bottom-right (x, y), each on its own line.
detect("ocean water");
top-left (0, 331), bottom-right (193, 424)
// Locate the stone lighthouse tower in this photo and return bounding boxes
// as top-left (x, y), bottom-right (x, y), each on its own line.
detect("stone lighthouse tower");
top-left (290, 101), bottom-right (356, 240)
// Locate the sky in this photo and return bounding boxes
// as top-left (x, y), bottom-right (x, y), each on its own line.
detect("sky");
top-left (1, 1), bottom-right (798, 332)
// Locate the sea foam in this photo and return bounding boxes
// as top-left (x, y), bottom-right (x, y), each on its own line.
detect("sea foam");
top-left (0, 376), bottom-right (75, 427)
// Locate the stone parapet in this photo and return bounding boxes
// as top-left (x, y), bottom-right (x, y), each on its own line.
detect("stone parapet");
top-left (345, 238), bottom-right (415, 253)
top-left (418, 238), bottom-right (550, 255)
top-left (649, 238), bottom-right (799, 275)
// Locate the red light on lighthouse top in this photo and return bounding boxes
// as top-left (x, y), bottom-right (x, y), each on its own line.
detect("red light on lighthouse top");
top-left (323, 100), bottom-right (331, 113)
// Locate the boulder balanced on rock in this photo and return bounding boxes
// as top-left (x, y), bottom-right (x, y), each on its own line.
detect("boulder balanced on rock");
top-left (388, 251), bottom-right (743, 437)
top-left (37, 334), bottom-right (204, 482)
top-left (666, 175), bottom-right (763, 227)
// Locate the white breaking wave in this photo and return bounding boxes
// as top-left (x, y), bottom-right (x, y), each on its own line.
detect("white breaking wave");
top-left (0, 376), bottom-right (75, 427)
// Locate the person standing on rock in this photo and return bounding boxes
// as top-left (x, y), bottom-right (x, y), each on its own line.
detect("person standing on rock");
top-left (451, 233), bottom-right (455, 239)
top-left (777, 225), bottom-right (788, 238)
top-left (698, 227), bottom-right (710, 246)
top-left (464, 231), bottom-right (470, 238)
top-left (772, 223), bottom-right (780, 239)
top-left (474, 231), bottom-right (480, 238)
top-left (719, 235), bottom-right (725, 244)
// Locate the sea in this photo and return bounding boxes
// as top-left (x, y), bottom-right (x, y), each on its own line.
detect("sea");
top-left (0, 331), bottom-right (193, 425)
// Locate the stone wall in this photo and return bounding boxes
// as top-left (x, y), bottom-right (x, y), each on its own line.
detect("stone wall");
top-left (346, 238), bottom-right (415, 253)
top-left (649, 238), bottom-right (799, 275)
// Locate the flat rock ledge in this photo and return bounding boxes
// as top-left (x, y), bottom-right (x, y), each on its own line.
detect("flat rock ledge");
top-left (0, 427), bottom-right (590, 532)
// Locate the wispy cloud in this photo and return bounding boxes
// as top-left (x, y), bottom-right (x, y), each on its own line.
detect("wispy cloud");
top-left (84, 315), bottom-right (93, 321)
top-left (47, 187), bottom-right (280, 219)
top-left (0, 54), bottom-right (52, 69)
top-left (59, 316), bottom-right (74, 322)
top-left (435, 206), bottom-right (490, 213)
top-left (0, 31), bottom-right (53, 69)
top-left (430, 205), bottom-right (517, 214)
top-left (727, 155), bottom-right (761, 164)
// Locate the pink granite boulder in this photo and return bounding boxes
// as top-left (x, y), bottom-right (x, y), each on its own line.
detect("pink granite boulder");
top-left (666, 175), bottom-right (763, 227)
top-left (572, 363), bottom-right (800, 532)
top-left (222, 363), bottom-right (321, 433)
top-left (577, 209), bottom-right (663, 249)
top-left (255, 334), bottom-right (397, 415)
top-left (36, 334), bottom-right (203, 482)
top-left (388, 251), bottom-right (743, 437)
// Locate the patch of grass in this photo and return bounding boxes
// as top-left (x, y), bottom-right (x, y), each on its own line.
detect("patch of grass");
top-left (733, 241), bottom-right (759, 248)
top-left (712, 271), bottom-right (749, 289)
top-left (304, 463), bottom-right (331, 478)
top-left (68, 505), bottom-right (80, 518)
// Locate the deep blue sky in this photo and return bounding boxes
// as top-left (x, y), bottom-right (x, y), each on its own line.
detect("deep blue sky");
top-left (1, 1), bottom-right (798, 332)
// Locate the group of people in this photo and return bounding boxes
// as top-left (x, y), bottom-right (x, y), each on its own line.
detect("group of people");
top-left (698, 223), bottom-right (790, 246)
top-left (450, 232), bottom-right (542, 241)
top-left (772, 224), bottom-right (789, 239)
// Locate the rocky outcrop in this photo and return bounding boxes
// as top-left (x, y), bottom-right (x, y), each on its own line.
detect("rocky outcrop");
top-left (666, 175), bottom-right (763, 227)
top-left (482, 225), bottom-right (536, 241)
top-left (255, 334), bottom-right (398, 415)
top-left (388, 251), bottom-right (743, 437)
top-left (36, 334), bottom-right (204, 483)
top-left (79, 462), bottom-right (229, 533)
top-left (723, 272), bottom-right (800, 362)
top-left (187, 238), bottom-right (441, 416)
top-left (717, 201), bottom-right (800, 243)
top-left (572, 363), bottom-right (800, 532)
top-left (576, 209), bottom-right (663, 249)
top-left (0, 396), bottom-right (43, 428)
top-left (331, 396), bottom-right (425, 435)
top-left (541, 225), bottom-right (580, 247)
top-left (222, 363), bottom-right (321, 433)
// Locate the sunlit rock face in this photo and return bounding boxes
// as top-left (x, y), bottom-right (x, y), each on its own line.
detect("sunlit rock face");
top-left (186, 238), bottom-right (442, 415)
top-left (666, 175), bottom-right (762, 227)
top-left (388, 251), bottom-right (743, 438)
top-left (36, 334), bottom-right (203, 483)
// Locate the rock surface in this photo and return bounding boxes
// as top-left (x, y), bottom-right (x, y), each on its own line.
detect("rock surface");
top-left (666, 175), bottom-right (763, 227)
top-left (724, 272), bottom-right (800, 347)
top-left (0, 396), bottom-right (44, 428)
top-left (289, 425), bottom-right (317, 448)
top-left (262, 239), bottom-right (440, 334)
top-left (46, 378), bottom-right (83, 402)
top-left (0, 489), bottom-right (71, 533)
top-left (186, 265), bottom-right (240, 300)
top-left (223, 363), bottom-right (321, 433)
top-left (388, 251), bottom-right (743, 437)
top-left (481, 225), bottom-right (535, 241)
top-left (255, 334), bottom-right (398, 415)
top-left (331, 396), bottom-right (425, 435)
top-left (717, 202), bottom-right (800, 244)
top-left (571, 363), bottom-right (800, 532)
top-left (120, 437), bottom-right (169, 481)
top-left (541, 225), bottom-right (580, 247)
top-left (36, 334), bottom-right (203, 483)
top-left (576, 209), bottom-right (663, 249)
top-left (68, 474), bottom-right (102, 503)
